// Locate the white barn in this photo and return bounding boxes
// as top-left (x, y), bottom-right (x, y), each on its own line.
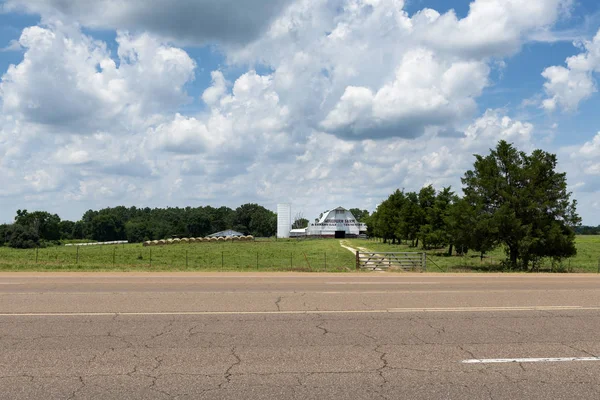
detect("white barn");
top-left (288, 206), bottom-right (367, 238)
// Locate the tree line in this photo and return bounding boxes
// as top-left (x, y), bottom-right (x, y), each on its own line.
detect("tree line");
top-left (0, 204), bottom-right (277, 249)
top-left (366, 141), bottom-right (582, 270)
top-left (576, 225), bottom-right (600, 235)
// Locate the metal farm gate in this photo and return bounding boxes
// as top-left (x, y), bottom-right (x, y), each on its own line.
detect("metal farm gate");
top-left (356, 251), bottom-right (426, 271)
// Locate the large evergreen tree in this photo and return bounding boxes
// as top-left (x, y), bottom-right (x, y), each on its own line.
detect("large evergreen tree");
top-left (461, 140), bottom-right (580, 269)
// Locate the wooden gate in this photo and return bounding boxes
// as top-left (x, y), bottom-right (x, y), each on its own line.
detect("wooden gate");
top-left (356, 251), bottom-right (426, 271)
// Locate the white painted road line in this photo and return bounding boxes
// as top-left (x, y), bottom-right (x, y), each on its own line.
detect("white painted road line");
top-left (389, 306), bottom-right (587, 312)
top-left (463, 357), bottom-right (600, 364)
top-left (0, 305), bottom-right (595, 317)
top-left (326, 282), bottom-right (440, 285)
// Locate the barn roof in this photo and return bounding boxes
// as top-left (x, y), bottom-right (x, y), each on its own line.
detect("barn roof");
top-left (317, 207), bottom-right (354, 224)
top-left (208, 229), bottom-right (245, 237)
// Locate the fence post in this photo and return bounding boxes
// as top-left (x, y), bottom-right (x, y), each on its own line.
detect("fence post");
top-left (422, 253), bottom-right (427, 272)
top-left (76, 246), bottom-right (79, 264)
top-left (356, 250), bottom-right (360, 270)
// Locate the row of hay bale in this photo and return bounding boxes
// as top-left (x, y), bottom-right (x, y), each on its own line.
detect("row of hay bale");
top-left (143, 236), bottom-right (254, 247)
top-left (66, 240), bottom-right (128, 247)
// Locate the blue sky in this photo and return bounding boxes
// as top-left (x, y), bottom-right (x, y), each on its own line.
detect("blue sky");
top-left (1, 0), bottom-right (600, 225)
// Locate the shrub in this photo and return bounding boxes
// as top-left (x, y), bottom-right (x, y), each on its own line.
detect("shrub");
top-left (7, 224), bottom-right (40, 249)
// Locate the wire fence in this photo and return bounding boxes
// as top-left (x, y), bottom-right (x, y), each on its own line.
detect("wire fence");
top-left (0, 243), bottom-right (352, 272)
top-left (1, 241), bottom-right (597, 273)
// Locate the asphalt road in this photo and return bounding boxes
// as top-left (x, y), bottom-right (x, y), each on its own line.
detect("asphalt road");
top-left (2, 273), bottom-right (600, 399)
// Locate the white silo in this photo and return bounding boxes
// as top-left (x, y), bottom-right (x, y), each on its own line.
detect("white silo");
top-left (277, 203), bottom-right (292, 238)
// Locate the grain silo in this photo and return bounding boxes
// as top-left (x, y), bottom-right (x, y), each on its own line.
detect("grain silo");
top-left (277, 203), bottom-right (292, 239)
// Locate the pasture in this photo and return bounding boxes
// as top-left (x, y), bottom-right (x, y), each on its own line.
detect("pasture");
top-left (0, 239), bottom-right (355, 272)
top-left (0, 236), bottom-right (597, 272)
top-left (352, 235), bottom-right (600, 272)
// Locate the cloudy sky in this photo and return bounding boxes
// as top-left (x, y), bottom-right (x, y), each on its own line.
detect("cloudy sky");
top-left (1, 0), bottom-right (600, 225)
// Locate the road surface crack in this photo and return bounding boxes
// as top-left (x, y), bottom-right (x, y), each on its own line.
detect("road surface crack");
top-left (316, 322), bottom-right (329, 336)
top-left (458, 344), bottom-right (477, 359)
top-left (150, 321), bottom-right (175, 341)
top-left (67, 376), bottom-right (85, 400)
top-left (422, 319), bottom-right (446, 335)
top-left (374, 345), bottom-right (389, 387)
top-left (360, 332), bottom-right (378, 341)
top-left (219, 347), bottom-right (242, 389)
top-left (148, 375), bottom-right (171, 398)
top-left (563, 342), bottom-right (599, 357)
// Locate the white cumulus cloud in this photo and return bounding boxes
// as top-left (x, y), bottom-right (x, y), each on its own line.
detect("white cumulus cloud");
top-left (0, 23), bottom-right (196, 134)
top-left (2, 0), bottom-right (598, 225)
top-left (542, 29), bottom-right (600, 111)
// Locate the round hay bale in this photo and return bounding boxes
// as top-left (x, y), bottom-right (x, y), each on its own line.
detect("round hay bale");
top-left (173, 238), bottom-right (181, 244)
top-left (151, 241), bottom-right (159, 246)
top-left (232, 236), bottom-right (240, 241)
top-left (196, 237), bottom-right (204, 242)
top-left (158, 240), bottom-right (166, 246)
top-left (166, 239), bottom-right (173, 245)
top-left (217, 237), bottom-right (225, 242)
top-left (189, 238), bottom-right (196, 243)
top-left (247, 235), bottom-right (255, 241)
top-left (224, 236), bottom-right (232, 242)
top-left (181, 238), bottom-right (189, 243)
top-left (209, 237), bottom-right (217, 242)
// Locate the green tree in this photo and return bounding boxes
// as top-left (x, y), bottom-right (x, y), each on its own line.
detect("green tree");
top-left (418, 186), bottom-right (454, 250)
top-left (0, 224), bottom-right (11, 246)
top-left (90, 214), bottom-right (121, 242)
top-left (14, 210), bottom-right (61, 241)
top-left (124, 220), bottom-right (153, 243)
top-left (462, 140), bottom-right (580, 270)
top-left (292, 212), bottom-right (309, 229)
top-left (398, 192), bottom-right (421, 246)
top-left (59, 220), bottom-right (76, 240)
top-left (7, 224), bottom-right (40, 249)
top-left (233, 204), bottom-right (276, 237)
top-left (373, 192), bottom-right (400, 243)
top-left (186, 211), bottom-right (212, 237)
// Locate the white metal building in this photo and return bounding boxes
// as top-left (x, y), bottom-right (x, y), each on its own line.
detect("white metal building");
top-left (282, 206), bottom-right (367, 239)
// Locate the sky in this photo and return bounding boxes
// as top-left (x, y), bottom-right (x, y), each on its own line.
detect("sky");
top-left (1, 0), bottom-right (600, 225)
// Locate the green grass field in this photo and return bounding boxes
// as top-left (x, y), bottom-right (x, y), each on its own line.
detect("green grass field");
top-left (0, 236), bottom-right (597, 272)
top-left (350, 235), bottom-right (600, 272)
top-left (0, 239), bottom-right (355, 272)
